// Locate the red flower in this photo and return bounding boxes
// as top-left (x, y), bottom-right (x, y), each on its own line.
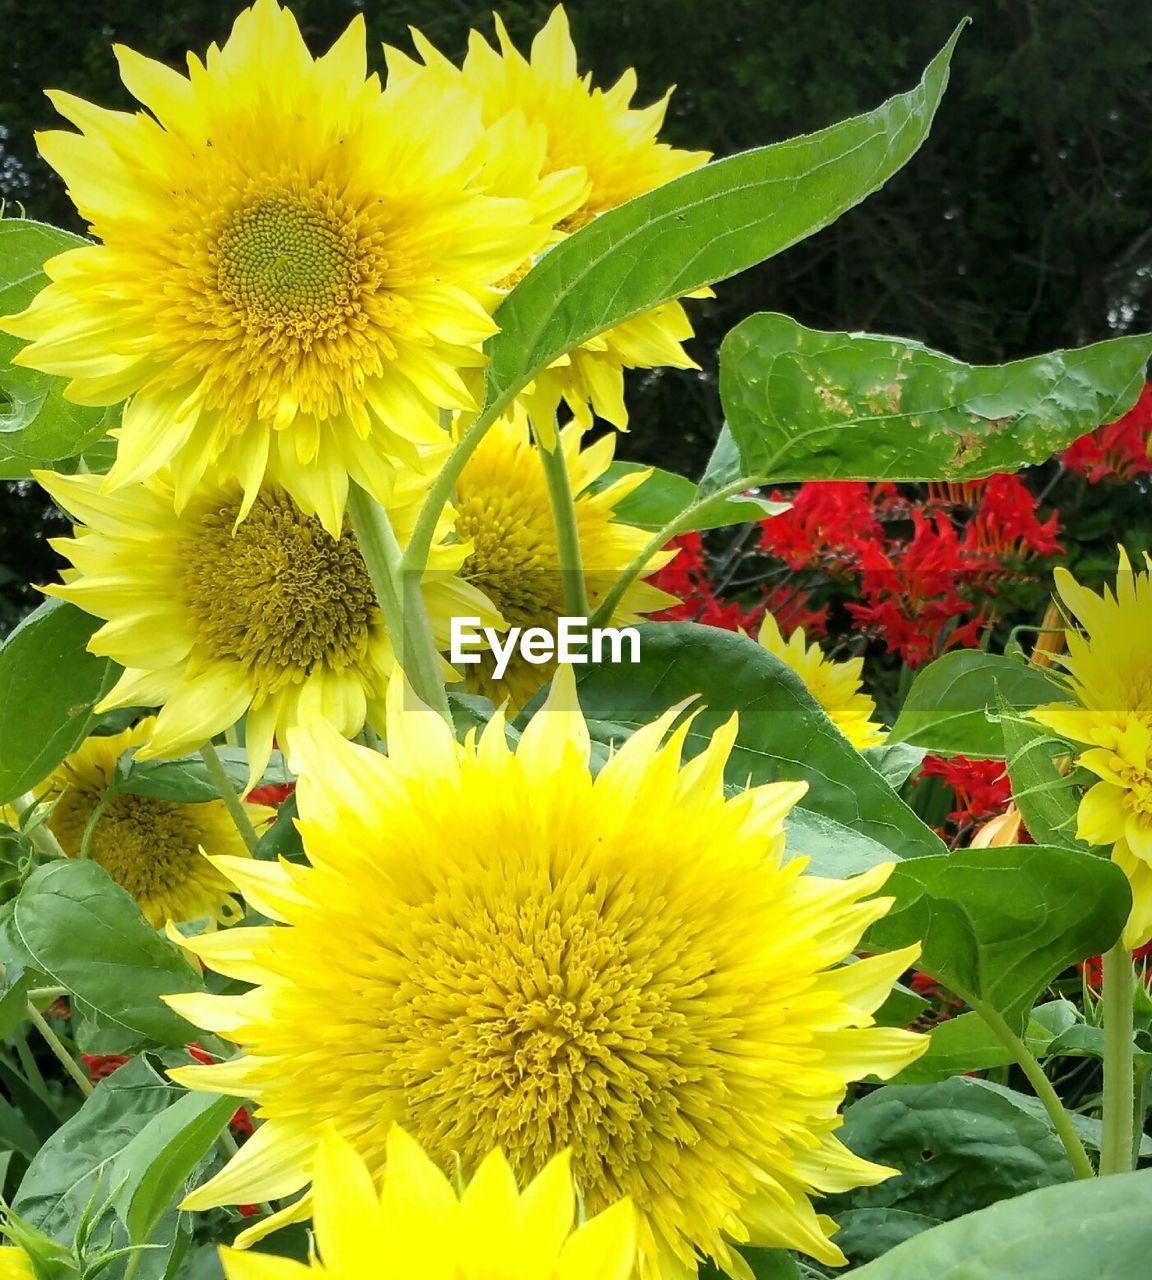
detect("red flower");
top-left (918, 755), bottom-right (1012, 827)
top-left (80, 1053), bottom-right (130, 1082)
top-left (246, 782), bottom-right (295, 807)
top-left (1064, 383), bottom-right (1152, 483)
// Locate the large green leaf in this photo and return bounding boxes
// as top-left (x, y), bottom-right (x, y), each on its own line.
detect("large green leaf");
top-left (720, 312), bottom-right (1152, 482)
top-left (892, 1011), bottom-right (1054, 1084)
top-left (482, 27), bottom-right (964, 414)
top-left (866, 843), bottom-right (1129, 1027)
top-left (0, 219), bottom-right (110, 469)
top-left (546, 623), bottom-right (945, 861)
top-left (0, 599), bottom-right (119, 805)
top-left (8, 862), bottom-right (204, 1048)
top-left (12, 1054), bottom-right (203, 1280)
top-left (845, 1167), bottom-right (1152, 1279)
top-left (888, 651), bottom-right (1068, 758)
top-left (1000, 706), bottom-right (1088, 852)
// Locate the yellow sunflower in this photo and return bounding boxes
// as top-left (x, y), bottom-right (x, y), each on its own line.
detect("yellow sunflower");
top-left (1, 0), bottom-right (552, 535)
top-left (757, 614), bottom-right (885, 750)
top-left (1032, 550), bottom-right (1152, 945)
top-left (38, 469), bottom-right (497, 787)
top-left (452, 411), bottom-right (674, 710)
top-left (167, 670), bottom-right (925, 1274)
top-left (219, 1126), bottom-right (635, 1280)
top-left (1073, 714), bottom-right (1152, 948)
top-left (389, 5), bottom-right (711, 434)
top-left (0, 1249), bottom-right (32, 1280)
top-left (27, 720), bottom-right (263, 927)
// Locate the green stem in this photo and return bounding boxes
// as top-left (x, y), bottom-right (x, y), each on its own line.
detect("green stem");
top-left (974, 1000), bottom-right (1095, 1179)
top-left (535, 425), bottom-right (589, 618)
top-left (78, 787), bottom-right (114, 861)
top-left (25, 1001), bottom-right (93, 1097)
top-left (1101, 941), bottom-right (1136, 1175)
top-left (9, 793), bottom-right (67, 860)
top-left (589, 478), bottom-right (753, 628)
top-left (347, 482), bottom-right (453, 725)
top-left (198, 743), bottom-right (260, 855)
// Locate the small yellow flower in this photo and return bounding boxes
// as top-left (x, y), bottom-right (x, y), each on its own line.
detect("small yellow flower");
top-left (2, 0), bottom-right (552, 535)
top-left (389, 5), bottom-right (711, 434)
top-left (38, 469), bottom-right (497, 786)
top-left (166, 669), bottom-right (924, 1275)
top-left (1033, 550), bottom-right (1152, 946)
top-left (757, 614), bottom-right (885, 750)
top-left (454, 411), bottom-right (674, 710)
top-left (218, 1127), bottom-right (636, 1280)
top-left (27, 721), bottom-right (262, 927)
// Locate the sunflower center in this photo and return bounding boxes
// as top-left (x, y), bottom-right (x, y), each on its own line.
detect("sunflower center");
top-left (177, 491), bottom-right (377, 688)
top-left (214, 189), bottom-right (363, 342)
top-left (384, 876), bottom-right (713, 1204)
top-left (50, 790), bottom-right (207, 902)
top-left (456, 496), bottom-right (564, 627)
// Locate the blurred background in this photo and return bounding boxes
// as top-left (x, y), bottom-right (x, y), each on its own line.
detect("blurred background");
top-left (2, 0), bottom-right (1151, 632)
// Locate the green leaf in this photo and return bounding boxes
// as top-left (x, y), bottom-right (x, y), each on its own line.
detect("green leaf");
top-left (111, 1092), bottom-right (237, 1248)
top-left (889, 651), bottom-right (1068, 757)
top-left (892, 1011), bottom-right (1054, 1084)
top-left (9, 862), bottom-right (204, 1048)
top-left (873, 980), bottom-right (930, 1030)
top-left (861, 743), bottom-right (926, 791)
top-left (0, 599), bottom-right (119, 805)
top-left (595, 461), bottom-right (787, 533)
top-left (720, 312), bottom-right (1152, 483)
top-left (548, 622), bottom-right (945, 861)
top-left (0, 219), bottom-right (110, 467)
top-left (12, 1055), bottom-right (206, 1280)
top-left (866, 843), bottom-right (1130, 1028)
top-left (844, 1168), bottom-right (1152, 1279)
top-left (783, 807), bottom-right (899, 878)
top-left (118, 748), bottom-right (286, 805)
top-left (1000, 706), bottom-right (1088, 852)
top-left (482, 27), bottom-right (964, 415)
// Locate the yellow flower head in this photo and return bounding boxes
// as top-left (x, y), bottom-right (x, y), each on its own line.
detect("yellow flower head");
top-left (0, 1248), bottom-right (32, 1280)
top-left (454, 412), bottom-right (675, 710)
top-left (1032, 548), bottom-right (1152, 748)
top-left (757, 614), bottom-right (885, 750)
top-left (2, 0), bottom-right (552, 535)
top-left (38, 469), bottom-right (496, 787)
top-left (219, 1126), bottom-right (635, 1280)
top-left (388, 6), bottom-right (711, 433)
top-left (167, 670), bottom-right (925, 1275)
top-left (29, 720), bottom-right (262, 927)
top-left (1069, 713), bottom-right (1152, 948)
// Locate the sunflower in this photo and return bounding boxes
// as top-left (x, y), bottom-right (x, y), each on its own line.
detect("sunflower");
top-left (388, 5), bottom-right (711, 434)
top-left (1032, 550), bottom-right (1152, 945)
top-left (1, 0), bottom-right (552, 535)
top-left (219, 1126), bottom-right (635, 1280)
top-left (0, 1250), bottom-right (32, 1280)
top-left (1073, 714), bottom-right (1152, 948)
top-left (27, 720), bottom-right (262, 927)
top-left (452, 411), bottom-right (674, 710)
top-left (38, 469), bottom-right (497, 786)
top-left (167, 669), bottom-right (925, 1274)
top-left (757, 614), bottom-right (885, 750)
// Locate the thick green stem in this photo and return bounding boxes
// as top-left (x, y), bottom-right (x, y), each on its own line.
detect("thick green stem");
top-left (1101, 941), bottom-right (1136, 1175)
top-left (198, 743), bottom-right (260, 855)
top-left (535, 426), bottom-right (589, 618)
top-left (589, 478), bottom-right (753, 628)
top-left (974, 1000), bottom-right (1095, 1179)
top-left (347, 482), bottom-right (452, 725)
top-left (25, 1001), bottom-right (93, 1097)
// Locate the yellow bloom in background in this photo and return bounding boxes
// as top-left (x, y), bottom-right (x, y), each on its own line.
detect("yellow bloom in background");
top-left (0, 1248), bottom-right (32, 1280)
top-left (454, 412), bottom-right (675, 710)
top-left (757, 614), bottom-right (886, 750)
top-left (2, 0), bottom-right (551, 535)
top-left (168, 670), bottom-right (925, 1274)
top-left (219, 1126), bottom-right (635, 1280)
top-left (1033, 550), bottom-right (1152, 946)
top-left (389, 5), bottom-right (712, 434)
top-left (38, 470), bottom-right (497, 786)
top-left (28, 720), bottom-right (262, 927)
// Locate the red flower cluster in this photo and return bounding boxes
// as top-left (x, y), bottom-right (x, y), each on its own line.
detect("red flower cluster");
top-left (918, 754), bottom-right (1012, 828)
top-left (1080, 940), bottom-right (1152, 988)
top-left (80, 1053), bottom-right (130, 1082)
top-left (908, 969), bottom-right (965, 1031)
top-left (1064, 383), bottom-right (1152, 483)
top-left (246, 782), bottom-right (295, 808)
